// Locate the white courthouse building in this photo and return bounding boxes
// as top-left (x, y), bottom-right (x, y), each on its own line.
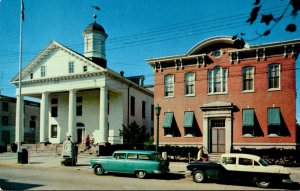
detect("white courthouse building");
top-left (11, 21), bottom-right (154, 145)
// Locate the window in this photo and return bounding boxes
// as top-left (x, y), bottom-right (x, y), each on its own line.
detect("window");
top-left (212, 50), bottom-right (222, 57)
top-left (114, 153), bottom-right (126, 160)
top-left (127, 153), bottom-right (138, 160)
top-left (51, 98), bottom-right (58, 117)
top-left (242, 109), bottom-right (255, 136)
top-left (51, 98), bottom-right (58, 104)
top-left (76, 106), bottom-right (82, 116)
top-left (51, 125), bottom-right (58, 138)
top-left (2, 116), bottom-right (8, 126)
top-left (222, 157), bottom-right (236, 165)
top-left (130, 96), bottom-right (135, 116)
top-left (51, 106), bottom-right (58, 117)
top-left (2, 102), bottom-right (8, 112)
top-left (76, 97), bottom-right (82, 116)
top-left (30, 73), bottom-right (33, 79)
top-left (41, 65), bottom-right (46, 77)
top-left (151, 105), bottom-right (154, 121)
top-left (83, 65), bottom-right (88, 72)
top-left (185, 73), bottom-right (195, 95)
top-left (69, 62), bottom-right (74, 73)
top-left (242, 67), bottom-right (254, 91)
top-left (164, 75), bottom-right (174, 97)
top-left (239, 158), bottom-right (253, 166)
top-left (268, 108), bottom-right (281, 136)
top-left (268, 64), bottom-right (280, 89)
top-left (184, 111), bottom-right (195, 136)
top-left (208, 67), bottom-right (227, 94)
top-left (142, 101), bottom-right (146, 118)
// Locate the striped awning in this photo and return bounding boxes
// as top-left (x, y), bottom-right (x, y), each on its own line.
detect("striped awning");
top-left (242, 109), bottom-right (254, 126)
top-left (162, 112), bottom-right (174, 128)
top-left (183, 112), bottom-right (194, 128)
top-left (268, 108), bottom-right (281, 126)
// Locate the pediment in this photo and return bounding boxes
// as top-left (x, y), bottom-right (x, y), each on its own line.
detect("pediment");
top-left (11, 41), bottom-right (105, 82)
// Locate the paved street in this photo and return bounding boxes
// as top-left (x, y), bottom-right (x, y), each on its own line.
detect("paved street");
top-left (0, 152), bottom-right (299, 190)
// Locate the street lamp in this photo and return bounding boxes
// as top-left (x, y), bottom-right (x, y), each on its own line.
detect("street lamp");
top-left (155, 104), bottom-right (161, 152)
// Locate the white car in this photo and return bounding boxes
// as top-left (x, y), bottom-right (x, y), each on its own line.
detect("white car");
top-left (186, 153), bottom-right (293, 188)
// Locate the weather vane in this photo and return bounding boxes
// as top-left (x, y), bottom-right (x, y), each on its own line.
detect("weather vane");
top-left (91, 5), bottom-right (100, 23)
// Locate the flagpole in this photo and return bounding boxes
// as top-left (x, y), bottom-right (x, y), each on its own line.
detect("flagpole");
top-left (17, 0), bottom-right (24, 162)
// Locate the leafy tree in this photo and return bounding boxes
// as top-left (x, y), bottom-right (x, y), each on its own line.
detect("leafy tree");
top-left (119, 121), bottom-right (146, 144)
top-left (233, 0), bottom-right (299, 41)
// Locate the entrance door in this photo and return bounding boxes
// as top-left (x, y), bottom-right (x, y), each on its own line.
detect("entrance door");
top-left (77, 129), bottom-right (83, 143)
top-left (2, 130), bottom-right (10, 145)
top-left (210, 119), bottom-right (225, 153)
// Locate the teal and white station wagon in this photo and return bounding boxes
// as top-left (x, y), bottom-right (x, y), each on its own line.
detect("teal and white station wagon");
top-left (90, 150), bottom-right (170, 179)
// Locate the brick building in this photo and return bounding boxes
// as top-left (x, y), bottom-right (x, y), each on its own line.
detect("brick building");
top-left (147, 36), bottom-right (299, 153)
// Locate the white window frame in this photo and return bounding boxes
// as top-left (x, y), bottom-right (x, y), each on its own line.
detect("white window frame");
top-left (41, 65), bottom-right (46, 77)
top-left (208, 66), bottom-right (228, 94)
top-left (164, 74), bottom-right (174, 97)
top-left (69, 62), bottom-right (74, 74)
top-left (242, 66), bottom-right (254, 92)
top-left (268, 64), bottom-right (281, 90)
top-left (185, 73), bottom-right (195, 96)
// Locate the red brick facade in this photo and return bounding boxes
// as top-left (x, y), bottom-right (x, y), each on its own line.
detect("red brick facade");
top-left (148, 37), bottom-right (299, 153)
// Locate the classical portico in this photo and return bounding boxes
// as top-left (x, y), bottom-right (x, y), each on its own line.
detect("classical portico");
top-left (12, 19), bottom-right (153, 146)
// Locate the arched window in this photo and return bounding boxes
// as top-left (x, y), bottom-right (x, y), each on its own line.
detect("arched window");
top-left (208, 66), bottom-right (228, 94)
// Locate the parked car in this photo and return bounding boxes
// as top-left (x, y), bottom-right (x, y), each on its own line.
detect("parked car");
top-left (90, 150), bottom-right (169, 179)
top-left (186, 153), bottom-right (293, 188)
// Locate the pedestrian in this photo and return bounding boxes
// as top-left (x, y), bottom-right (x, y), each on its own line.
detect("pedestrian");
top-left (85, 135), bottom-right (90, 149)
top-left (197, 146), bottom-right (208, 161)
top-left (90, 134), bottom-right (94, 146)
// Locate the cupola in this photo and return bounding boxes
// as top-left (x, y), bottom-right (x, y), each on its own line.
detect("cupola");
top-left (83, 15), bottom-right (108, 68)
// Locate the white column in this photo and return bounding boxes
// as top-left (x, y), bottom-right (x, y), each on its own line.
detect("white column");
top-left (68, 89), bottom-right (77, 142)
top-left (39, 92), bottom-right (49, 142)
top-left (225, 117), bottom-right (232, 153)
top-left (202, 117), bottom-right (209, 151)
top-left (15, 94), bottom-right (24, 150)
top-left (99, 87), bottom-right (108, 143)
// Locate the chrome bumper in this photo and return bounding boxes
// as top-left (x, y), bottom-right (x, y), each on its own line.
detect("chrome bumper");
top-left (282, 179), bottom-right (293, 183)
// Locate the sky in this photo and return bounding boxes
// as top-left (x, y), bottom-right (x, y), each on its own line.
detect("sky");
top-left (0, 0), bottom-right (299, 120)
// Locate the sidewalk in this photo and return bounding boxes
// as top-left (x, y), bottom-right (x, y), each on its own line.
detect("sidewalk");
top-left (0, 152), bottom-right (187, 174)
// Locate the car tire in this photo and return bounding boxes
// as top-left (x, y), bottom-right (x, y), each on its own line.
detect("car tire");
top-left (94, 165), bottom-right (105, 175)
top-left (193, 170), bottom-right (206, 183)
top-left (255, 180), bottom-right (271, 188)
top-left (135, 170), bottom-right (147, 179)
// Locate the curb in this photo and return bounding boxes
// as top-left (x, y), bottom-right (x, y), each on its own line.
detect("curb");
top-left (0, 163), bottom-right (23, 167)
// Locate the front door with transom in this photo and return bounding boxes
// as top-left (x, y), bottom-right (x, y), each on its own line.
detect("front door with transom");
top-left (210, 119), bottom-right (225, 153)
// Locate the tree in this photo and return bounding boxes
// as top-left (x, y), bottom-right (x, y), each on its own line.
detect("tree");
top-left (233, 0), bottom-right (299, 41)
top-left (119, 121), bottom-right (146, 144)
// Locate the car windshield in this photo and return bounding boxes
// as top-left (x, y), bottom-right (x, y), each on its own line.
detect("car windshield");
top-left (259, 158), bottom-right (269, 166)
top-left (153, 153), bottom-right (163, 161)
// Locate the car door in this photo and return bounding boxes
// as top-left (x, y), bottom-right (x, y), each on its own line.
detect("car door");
top-left (109, 152), bottom-right (127, 172)
top-left (125, 153), bottom-right (139, 173)
top-left (220, 156), bottom-right (238, 180)
top-left (236, 157), bottom-right (256, 181)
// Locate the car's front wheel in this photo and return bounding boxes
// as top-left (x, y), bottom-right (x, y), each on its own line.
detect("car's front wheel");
top-left (193, 170), bottom-right (206, 183)
top-left (94, 165), bottom-right (105, 175)
top-left (255, 180), bottom-right (271, 188)
top-left (135, 170), bottom-right (147, 179)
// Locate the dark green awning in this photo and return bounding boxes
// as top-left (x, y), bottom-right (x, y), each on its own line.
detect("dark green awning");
top-left (268, 108), bottom-right (281, 126)
top-left (183, 112), bottom-right (194, 128)
top-left (162, 112), bottom-right (173, 128)
top-left (242, 109), bottom-right (254, 126)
